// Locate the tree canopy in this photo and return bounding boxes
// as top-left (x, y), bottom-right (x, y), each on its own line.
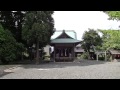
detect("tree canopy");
top-left (0, 25), bottom-right (24, 64)
top-left (81, 29), bottom-right (102, 59)
top-left (98, 30), bottom-right (120, 50)
top-left (104, 11), bottom-right (120, 20)
top-left (100, 11), bottom-right (120, 50)
top-left (0, 11), bottom-right (28, 43)
top-left (22, 11), bottom-right (55, 64)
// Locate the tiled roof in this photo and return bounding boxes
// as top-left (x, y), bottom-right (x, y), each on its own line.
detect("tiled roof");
top-left (51, 38), bottom-right (80, 44)
top-left (51, 30), bottom-right (77, 39)
top-left (109, 50), bottom-right (120, 54)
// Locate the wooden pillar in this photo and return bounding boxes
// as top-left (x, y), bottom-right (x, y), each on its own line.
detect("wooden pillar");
top-left (58, 48), bottom-right (59, 56)
top-left (71, 47), bottom-right (73, 60)
top-left (54, 46), bottom-right (56, 62)
top-left (73, 44), bottom-right (75, 60)
top-left (112, 54), bottom-right (115, 61)
top-left (64, 48), bottom-right (65, 62)
top-left (112, 54), bottom-right (113, 62)
top-left (72, 44), bottom-right (75, 61)
top-left (58, 48), bottom-right (59, 61)
top-left (61, 48), bottom-right (63, 56)
top-left (65, 48), bottom-right (67, 57)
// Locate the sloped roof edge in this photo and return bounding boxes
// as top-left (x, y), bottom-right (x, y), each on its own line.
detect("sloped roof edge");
top-left (51, 30), bottom-right (77, 40)
top-left (51, 38), bottom-right (80, 44)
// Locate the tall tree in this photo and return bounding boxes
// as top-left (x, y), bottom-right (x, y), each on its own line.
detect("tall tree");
top-left (81, 29), bottom-right (102, 59)
top-left (0, 24), bottom-right (24, 64)
top-left (98, 30), bottom-right (120, 50)
top-left (101, 11), bottom-right (120, 50)
top-left (22, 11), bottom-right (55, 64)
top-left (0, 11), bottom-right (27, 43)
top-left (104, 11), bottom-right (120, 20)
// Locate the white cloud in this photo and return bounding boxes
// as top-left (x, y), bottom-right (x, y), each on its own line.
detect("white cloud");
top-left (53, 11), bottom-right (120, 40)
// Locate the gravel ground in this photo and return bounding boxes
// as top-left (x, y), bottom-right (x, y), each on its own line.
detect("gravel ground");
top-left (0, 65), bottom-right (20, 77)
top-left (0, 60), bottom-right (120, 79)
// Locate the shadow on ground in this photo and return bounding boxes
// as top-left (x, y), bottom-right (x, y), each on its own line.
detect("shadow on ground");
top-left (0, 59), bottom-right (109, 78)
top-left (0, 65), bottom-right (15, 78)
top-left (0, 72), bottom-right (13, 78)
top-left (16, 59), bottom-right (108, 69)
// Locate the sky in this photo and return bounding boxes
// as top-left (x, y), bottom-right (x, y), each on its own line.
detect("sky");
top-left (53, 11), bottom-right (120, 40)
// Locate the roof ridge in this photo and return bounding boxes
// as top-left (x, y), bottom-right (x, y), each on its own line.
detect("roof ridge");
top-left (51, 30), bottom-right (77, 39)
top-left (55, 31), bottom-right (74, 39)
top-left (52, 38), bottom-right (80, 41)
top-left (55, 30), bottom-right (75, 32)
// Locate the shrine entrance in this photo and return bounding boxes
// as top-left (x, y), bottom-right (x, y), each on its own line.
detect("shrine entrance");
top-left (50, 30), bottom-right (80, 62)
top-left (53, 44), bottom-right (76, 62)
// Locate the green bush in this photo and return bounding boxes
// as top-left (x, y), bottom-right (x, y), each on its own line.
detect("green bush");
top-left (98, 57), bottom-right (105, 61)
top-left (106, 54), bottom-right (111, 61)
top-left (77, 54), bottom-right (81, 59)
top-left (0, 25), bottom-right (24, 64)
top-left (109, 56), bottom-right (113, 61)
top-left (77, 54), bottom-right (81, 57)
top-left (80, 53), bottom-right (88, 59)
top-left (23, 52), bottom-right (29, 60)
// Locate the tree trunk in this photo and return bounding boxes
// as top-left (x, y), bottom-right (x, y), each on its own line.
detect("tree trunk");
top-left (105, 51), bottom-right (107, 61)
top-left (88, 51), bottom-right (91, 60)
top-left (36, 39), bottom-right (39, 64)
top-left (21, 52), bottom-right (23, 61)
